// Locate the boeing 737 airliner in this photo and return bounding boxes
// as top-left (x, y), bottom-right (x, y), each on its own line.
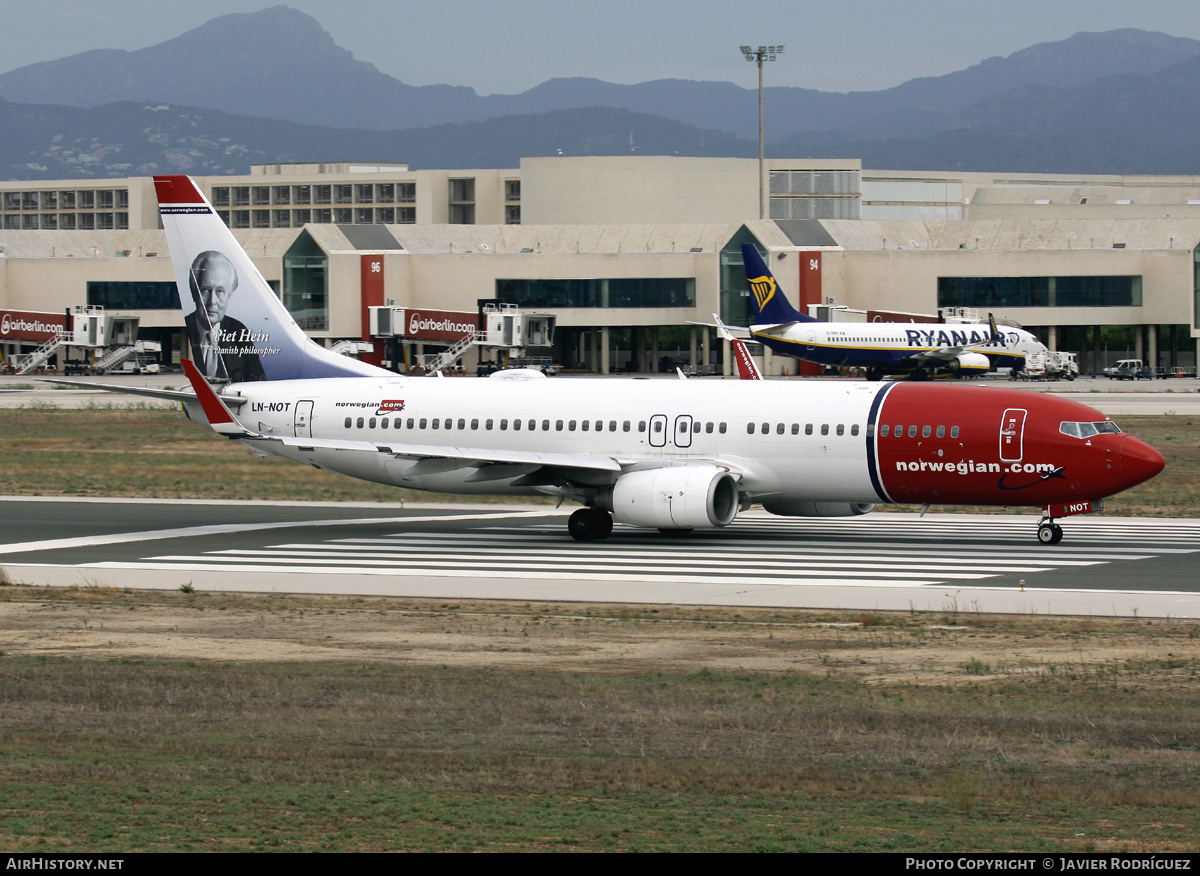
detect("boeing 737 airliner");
top-left (742, 243), bottom-right (1046, 380)
top-left (49, 177), bottom-right (1164, 545)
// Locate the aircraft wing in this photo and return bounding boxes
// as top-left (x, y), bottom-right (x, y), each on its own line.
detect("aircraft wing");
top-left (907, 346), bottom-right (969, 364)
top-left (265, 434), bottom-right (624, 473)
top-left (37, 377), bottom-right (247, 407)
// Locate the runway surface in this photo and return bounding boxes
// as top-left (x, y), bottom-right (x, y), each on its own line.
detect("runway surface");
top-left (2, 497), bottom-right (1197, 619)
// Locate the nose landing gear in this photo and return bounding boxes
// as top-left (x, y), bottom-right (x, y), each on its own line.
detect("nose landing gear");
top-left (1037, 519), bottom-right (1064, 545)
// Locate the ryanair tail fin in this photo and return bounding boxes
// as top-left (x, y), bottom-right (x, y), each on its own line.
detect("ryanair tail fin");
top-left (741, 243), bottom-right (815, 327)
top-left (154, 175), bottom-right (389, 383)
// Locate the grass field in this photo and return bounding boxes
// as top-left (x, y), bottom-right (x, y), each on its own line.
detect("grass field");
top-left (1, 590), bottom-right (1198, 852)
top-left (0, 406), bottom-right (1195, 515)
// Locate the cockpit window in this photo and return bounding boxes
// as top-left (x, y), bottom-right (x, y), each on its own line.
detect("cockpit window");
top-left (1060, 421), bottom-right (1122, 439)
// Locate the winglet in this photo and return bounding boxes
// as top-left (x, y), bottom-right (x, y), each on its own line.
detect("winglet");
top-left (715, 314), bottom-right (763, 380)
top-left (181, 358), bottom-right (250, 436)
top-left (987, 313), bottom-right (1002, 345)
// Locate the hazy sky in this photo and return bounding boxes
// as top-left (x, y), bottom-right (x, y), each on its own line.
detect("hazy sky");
top-left (4, 0), bottom-right (1200, 95)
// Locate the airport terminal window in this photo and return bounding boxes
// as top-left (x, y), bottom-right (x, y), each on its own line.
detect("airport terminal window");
top-left (398, 183), bottom-right (416, 202)
top-left (938, 276), bottom-right (1141, 308)
top-left (87, 281), bottom-right (179, 310)
top-left (283, 233), bottom-right (329, 331)
top-left (497, 277), bottom-right (695, 309)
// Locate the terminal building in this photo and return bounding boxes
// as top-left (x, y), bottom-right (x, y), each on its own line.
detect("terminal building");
top-left (1, 156), bottom-right (1198, 375)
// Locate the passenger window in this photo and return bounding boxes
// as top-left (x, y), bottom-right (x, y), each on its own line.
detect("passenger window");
top-left (344, 417), bottom-right (352, 429)
top-left (578, 420), bottom-right (586, 431)
top-left (485, 419), bottom-right (493, 430)
top-left (624, 421), bottom-right (631, 432)
top-left (880, 425), bottom-right (889, 437)
top-left (908, 425), bottom-right (917, 438)
top-left (528, 420), bottom-right (536, 431)
top-left (369, 418), bottom-right (376, 429)
top-left (761, 422), bottom-right (769, 434)
top-left (356, 417), bottom-right (364, 428)
top-left (922, 426), bottom-right (931, 438)
top-left (381, 419), bottom-right (389, 429)
top-left (805, 423), bottom-right (813, 435)
top-left (513, 419), bottom-right (521, 431)
top-left (500, 419), bottom-right (508, 430)
top-left (638, 421), bottom-right (646, 432)
top-left (747, 423), bottom-right (756, 434)
top-left (431, 419), bottom-right (439, 430)
top-left (776, 423), bottom-right (785, 435)
top-left (706, 422), bottom-right (714, 434)
top-left (608, 421), bottom-right (615, 431)
top-left (693, 421), bottom-right (701, 433)
top-left (791, 423), bottom-right (799, 435)
top-left (418, 418), bottom-right (427, 429)
top-left (470, 419), bottom-right (478, 430)
top-left (950, 426), bottom-right (959, 438)
top-left (936, 425), bottom-right (945, 438)
top-left (679, 421), bottom-right (688, 433)
top-left (836, 424), bottom-right (844, 436)
top-left (820, 424), bottom-right (829, 436)
top-left (653, 420), bottom-right (663, 433)
top-left (406, 418), bottom-right (414, 429)
top-left (556, 420), bottom-right (564, 431)
top-left (394, 419), bottom-right (402, 429)
top-left (719, 422), bottom-right (727, 434)
top-left (457, 418), bottom-right (465, 430)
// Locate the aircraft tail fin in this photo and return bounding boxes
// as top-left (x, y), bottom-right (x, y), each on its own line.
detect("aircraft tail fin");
top-left (741, 243), bottom-right (815, 326)
top-left (154, 175), bottom-right (389, 383)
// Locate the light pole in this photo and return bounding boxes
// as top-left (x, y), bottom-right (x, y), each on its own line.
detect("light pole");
top-left (739, 44), bottom-right (784, 219)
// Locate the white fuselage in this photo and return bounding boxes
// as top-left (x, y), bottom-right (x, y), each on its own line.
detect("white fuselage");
top-left (222, 376), bottom-right (885, 502)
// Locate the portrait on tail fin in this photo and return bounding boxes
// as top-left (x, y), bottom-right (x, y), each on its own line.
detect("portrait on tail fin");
top-left (184, 250), bottom-right (266, 382)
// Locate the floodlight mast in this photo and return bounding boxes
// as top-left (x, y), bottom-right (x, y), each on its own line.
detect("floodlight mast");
top-left (739, 43), bottom-right (785, 219)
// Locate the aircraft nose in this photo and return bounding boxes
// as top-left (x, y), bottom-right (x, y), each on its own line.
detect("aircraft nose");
top-left (1118, 435), bottom-right (1165, 491)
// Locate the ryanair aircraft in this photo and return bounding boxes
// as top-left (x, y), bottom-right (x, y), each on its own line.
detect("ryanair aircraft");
top-left (742, 243), bottom-right (1046, 380)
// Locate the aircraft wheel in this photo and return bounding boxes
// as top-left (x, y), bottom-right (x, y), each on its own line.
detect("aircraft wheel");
top-left (1037, 522), bottom-right (1061, 545)
top-left (568, 508), bottom-right (612, 542)
top-left (866, 367), bottom-right (883, 382)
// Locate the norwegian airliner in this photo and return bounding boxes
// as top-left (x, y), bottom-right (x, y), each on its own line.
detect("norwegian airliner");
top-left (49, 176), bottom-right (1164, 545)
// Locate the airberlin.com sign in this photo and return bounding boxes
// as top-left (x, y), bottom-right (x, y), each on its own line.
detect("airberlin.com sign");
top-left (402, 309), bottom-right (477, 341)
top-left (0, 310), bottom-right (67, 342)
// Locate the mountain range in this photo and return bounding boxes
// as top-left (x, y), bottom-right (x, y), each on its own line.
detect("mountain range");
top-left (2, 5), bottom-right (1199, 179)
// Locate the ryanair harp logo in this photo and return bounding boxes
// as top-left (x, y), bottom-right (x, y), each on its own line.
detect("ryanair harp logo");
top-left (748, 274), bottom-right (776, 310)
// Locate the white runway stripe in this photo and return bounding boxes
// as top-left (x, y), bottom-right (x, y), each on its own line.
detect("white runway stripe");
top-left (84, 513), bottom-right (1198, 591)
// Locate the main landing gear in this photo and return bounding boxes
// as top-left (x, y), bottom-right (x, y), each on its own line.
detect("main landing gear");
top-left (1037, 518), bottom-right (1064, 545)
top-left (568, 507), bottom-right (613, 542)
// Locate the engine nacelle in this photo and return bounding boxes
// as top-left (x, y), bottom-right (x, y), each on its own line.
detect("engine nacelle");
top-left (597, 466), bottom-right (740, 530)
top-left (762, 501), bottom-right (876, 518)
top-left (950, 351), bottom-right (991, 374)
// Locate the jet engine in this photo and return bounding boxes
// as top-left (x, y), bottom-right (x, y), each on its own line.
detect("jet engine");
top-left (949, 352), bottom-right (991, 374)
top-left (762, 501), bottom-right (876, 517)
top-left (596, 466), bottom-right (740, 530)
